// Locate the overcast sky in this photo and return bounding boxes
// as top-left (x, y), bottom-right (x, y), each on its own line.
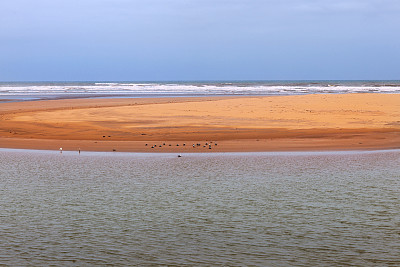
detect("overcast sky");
top-left (1, 0), bottom-right (399, 81)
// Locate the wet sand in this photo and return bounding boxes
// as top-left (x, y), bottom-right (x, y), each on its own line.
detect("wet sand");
top-left (0, 94), bottom-right (399, 152)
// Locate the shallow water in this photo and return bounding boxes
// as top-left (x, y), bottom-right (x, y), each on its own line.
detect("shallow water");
top-left (0, 149), bottom-right (399, 266)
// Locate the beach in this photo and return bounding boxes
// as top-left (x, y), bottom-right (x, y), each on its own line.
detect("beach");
top-left (0, 93), bottom-right (399, 152)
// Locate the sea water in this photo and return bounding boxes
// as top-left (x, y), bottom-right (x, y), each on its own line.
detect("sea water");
top-left (1, 149), bottom-right (399, 266)
top-left (1, 80), bottom-right (400, 101)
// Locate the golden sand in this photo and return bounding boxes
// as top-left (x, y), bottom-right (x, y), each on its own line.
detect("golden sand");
top-left (0, 94), bottom-right (399, 152)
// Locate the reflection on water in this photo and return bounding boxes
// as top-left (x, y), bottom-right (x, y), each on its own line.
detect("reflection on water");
top-left (1, 149), bottom-right (399, 266)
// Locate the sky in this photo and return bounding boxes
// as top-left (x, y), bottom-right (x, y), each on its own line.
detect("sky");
top-left (0, 0), bottom-right (399, 81)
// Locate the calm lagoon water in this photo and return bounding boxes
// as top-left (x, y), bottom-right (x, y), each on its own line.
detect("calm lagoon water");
top-left (1, 149), bottom-right (399, 266)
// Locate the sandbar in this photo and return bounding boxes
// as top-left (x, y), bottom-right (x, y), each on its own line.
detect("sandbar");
top-left (0, 94), bottom-right (399, 152)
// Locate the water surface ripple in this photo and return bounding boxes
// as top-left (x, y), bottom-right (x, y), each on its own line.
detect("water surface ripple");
top-left (1, 150), bottom-right (399, 266)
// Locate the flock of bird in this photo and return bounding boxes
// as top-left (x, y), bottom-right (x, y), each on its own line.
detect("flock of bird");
top-left (145, 142), bottom-right (218, 150)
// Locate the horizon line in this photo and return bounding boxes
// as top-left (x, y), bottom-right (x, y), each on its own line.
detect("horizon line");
top-left (1, 79), bottom-right (399, 83)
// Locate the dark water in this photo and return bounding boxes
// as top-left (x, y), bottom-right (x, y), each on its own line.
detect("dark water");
top-left (0, 149), bottom-right (399, 266)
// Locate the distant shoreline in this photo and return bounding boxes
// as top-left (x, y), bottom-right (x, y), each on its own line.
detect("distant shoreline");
top-left (1, 80), bottom-right (400, 103)
top-left (1, 94), bottom-right (399, 152)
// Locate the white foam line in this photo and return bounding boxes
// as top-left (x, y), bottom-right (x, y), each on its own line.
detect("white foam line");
top-left (1, 84), bottom-right (400, 96)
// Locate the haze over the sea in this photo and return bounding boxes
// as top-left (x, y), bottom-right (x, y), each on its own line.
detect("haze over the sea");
top-left (1, 0), bottom-right (399, 81)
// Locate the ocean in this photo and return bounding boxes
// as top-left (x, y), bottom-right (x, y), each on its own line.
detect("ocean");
top-left (1, 80), bottom-right (400, 101)
top-left (1, 149), bottom-right (399, 266)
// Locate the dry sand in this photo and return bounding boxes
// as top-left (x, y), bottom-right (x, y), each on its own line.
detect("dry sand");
top-left (0, 94), bottom-right (399, 152)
